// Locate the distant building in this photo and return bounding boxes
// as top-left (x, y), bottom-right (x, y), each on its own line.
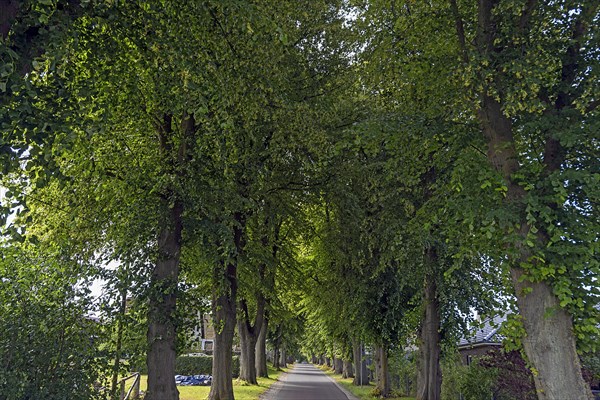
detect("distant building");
top-left (457, 315), bottom-right (505, 365)
top-left (188, 312), bottom-right (215, 352)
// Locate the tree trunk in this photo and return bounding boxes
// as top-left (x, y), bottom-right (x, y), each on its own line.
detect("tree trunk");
top-left (279, 347), bottom-right (287, 368)
top-left (145, 198), bottom-right (183, 400)
top-left (237, 266), bottom-right (266, 383)
top-left (208, 210), bottom-right (246, 400)
top-left (511, 265), bottom-right (592, 400)
top-left (342, 359), bottom-right (354, 379)
top-left (208, 292), bottom-right (236, 400)
top-left (352, 340), bottom-right (369, 386)
top-left (255, 316), bottom-right (269, 378)
top-left (334, 357), bottom-right (343, 374)
top-left (416, 266), bottom-right (441, 400)
top-left (478, 94), bottom-right (592, 400)
top-left (375, 344), bottom-right (391, 397)
top-left (110, 286), bottom-right (128, 399)
top-left (273, 346), bottom-right (280, 369)
top-left (145, 113), bottom-right (196, 400)
top-left (237, 317), bottom-right (258, 384)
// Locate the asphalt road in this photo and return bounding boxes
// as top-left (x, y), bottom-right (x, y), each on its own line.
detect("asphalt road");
top-left (261, 363), bottom-right (358, 400)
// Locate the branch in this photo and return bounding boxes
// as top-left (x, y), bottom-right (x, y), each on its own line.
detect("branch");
top-left (449, 0), bottom-right (469, 63)
top-left (585, 99), bottom-right (599, 113)
top-left (208, 6), bottom-right (238, 57)
top-left (517, 0), bottom-right (537, 34)
top-left (469, 143), bottom-right (487, 158)
top-left (476, 0), bottom-right (499, 54)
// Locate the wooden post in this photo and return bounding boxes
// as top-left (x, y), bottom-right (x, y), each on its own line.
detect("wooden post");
top-left (132, 374), bottom-right (140, 400)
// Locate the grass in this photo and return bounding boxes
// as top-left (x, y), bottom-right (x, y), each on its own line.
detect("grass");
top-left (131, 365), bottom-right (286, 400)
top-left (316, 365), bottom-right (415, 400)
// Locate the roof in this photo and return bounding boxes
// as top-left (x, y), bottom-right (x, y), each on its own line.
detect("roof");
top-left (458, 314), bottom-right (506, 347)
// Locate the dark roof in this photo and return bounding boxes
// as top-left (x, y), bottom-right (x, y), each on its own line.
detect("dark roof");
top-left (458, 315), bottom-right (506, 347)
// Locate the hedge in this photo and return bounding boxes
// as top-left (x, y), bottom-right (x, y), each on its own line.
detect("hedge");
top-left (138, 355), bottom-right (240, 377)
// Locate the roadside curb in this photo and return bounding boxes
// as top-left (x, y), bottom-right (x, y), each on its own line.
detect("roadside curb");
top-left (258, 367), bottom-right (290, 400)
top-left (321, 369), bottom-right (360, 400)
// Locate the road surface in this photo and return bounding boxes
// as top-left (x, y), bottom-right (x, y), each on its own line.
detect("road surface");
top-left (261, 363), bottom-right (358, 400)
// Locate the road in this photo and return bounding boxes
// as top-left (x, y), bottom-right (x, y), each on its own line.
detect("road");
top-left (261, 363), bottom-right (358, 400)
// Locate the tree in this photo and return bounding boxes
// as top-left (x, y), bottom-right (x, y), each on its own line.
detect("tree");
top-left (356, 1), bottom-right (599, 398)
top-left (0, 244), bottom-right (108, 400)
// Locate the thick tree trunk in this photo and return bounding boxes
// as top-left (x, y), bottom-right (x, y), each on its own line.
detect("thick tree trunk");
top-left (146, 199), bottom-right (183, 400)
top-left (416, 267), bottom-right (441, 400)
top-left (334, 357), bottom-right (343, 374)
top-left (255, 317), bottom-right (269, 378)
top-left (208, 292), bottom-right (236, 400)
top-left (352, 340), bottom-right (369, 386)
top-left (342, 359), bottom-right (354, 379)
top-left (279, 348), bottom-right (287, 368)
top-left (478, 94), bottom-right (592, 400)
top-left (146, 113), bottom-right (195, 400)
top-left (237, 318), bottom-right (258, 384)
top-left (237, 264), bottom-right (266, 384)
top-left (375, 345), bottom-right (391, 397)
top-left (511, 265), bottom-right (591, 400)
top-left (273, 347), bottom-right (280, 369)
top-left (209, 213), bottom-right (245, 400)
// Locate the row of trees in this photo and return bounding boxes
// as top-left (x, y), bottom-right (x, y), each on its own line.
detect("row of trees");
top-left (1, 1), bottom-right (598, 400)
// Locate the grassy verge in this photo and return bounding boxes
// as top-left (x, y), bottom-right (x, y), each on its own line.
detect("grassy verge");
top-left (316, 365), bottom-right (415, 400)
top-left (130, 365), bottom-right (287, 400)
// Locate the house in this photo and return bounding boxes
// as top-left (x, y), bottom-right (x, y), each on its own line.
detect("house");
top-left (458, 315), bottom-right (505, 365)
top-left (188, 312), bottom-right (216, 352)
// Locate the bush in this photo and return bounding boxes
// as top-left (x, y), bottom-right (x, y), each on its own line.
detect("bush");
top-left (441, 353), bottom-right (496, 400)
top-left (442, 349), bottom-right (537, 400)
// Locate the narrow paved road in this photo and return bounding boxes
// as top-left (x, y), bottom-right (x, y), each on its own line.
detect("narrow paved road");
top-left (261, 363), bottom-right (357, 400)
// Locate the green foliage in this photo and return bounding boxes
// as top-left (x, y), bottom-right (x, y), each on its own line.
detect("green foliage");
top-left (441, 354), bottom-right (497, 400)
top-left (0, 245), bottom-right (109, 400)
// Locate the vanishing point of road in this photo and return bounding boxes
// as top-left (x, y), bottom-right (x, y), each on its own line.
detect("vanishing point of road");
top-left (261, 363), bottom-right (359, 400)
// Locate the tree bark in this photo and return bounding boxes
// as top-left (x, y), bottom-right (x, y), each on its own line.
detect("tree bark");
top-left (334, 357), bottom-right (343, 374)
top-left (279, 347), bottom-right (287, 368)
top-left (272, 348), bottom-right (280, 369)
top-left (237, 257), bottom-right (266, 383)
top-left (209, 212), bottom-right (245, 400)
top-left (272, 323), bottom-right (282, 369)
top-left (342, 359), bottom-right (354, 379)
top-left (375, 344), bottom-right (391, 397)
top-left (237, 293), bottom-right (265, 385)
top-left (110, 285), bottom-right (128, 399)
top-left (416, 265), bottom-right (441, 400)
top-left (352, 340), bottom-right (369, 386)
top-left (208, 261), bottom-right (236, 400)
top-left (145, 198), bottom-right (183, 400)
top-left (255, 316), bottom-right (269, 378)
top-left (237, 318), bottom-right (258, 384)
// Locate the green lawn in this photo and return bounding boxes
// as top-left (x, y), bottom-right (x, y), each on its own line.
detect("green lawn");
top-left (316, 365), bottom-right (415, 400)
top-left (132, 366), bottom-right (286, 400)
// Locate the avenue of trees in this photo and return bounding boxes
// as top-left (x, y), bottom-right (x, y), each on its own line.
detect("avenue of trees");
top-left (1, 1), bottom-right (598, 400)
